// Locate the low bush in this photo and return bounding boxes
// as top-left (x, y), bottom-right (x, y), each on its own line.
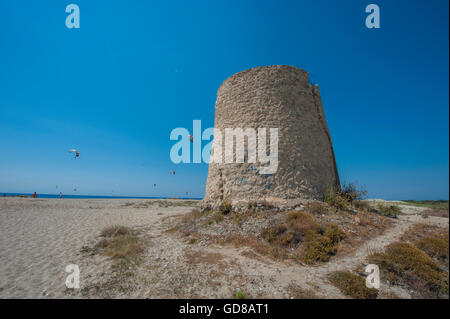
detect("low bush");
top-left (377, 204), bottom-right (401, 218)
top-left (305, 201), bottom-right (328, 215)
top-left (100, 225), bottom-right (131, 237)
top-left (367, 242), bottom-right (448, 298)
top-left (422, 208), bottom-right (449, 218)
top-left (261, 212), bottom-right (346, 264)
top-left (415, 232), bottom-right (449, 261)
top-left (353, 200), bottom-right (370, 211)
top-left (287, 284), bottom-right (319, 299)
top-left (328, 271), bottom-right (378, 299)
top-left (324, 182), bottom-right (367, 210)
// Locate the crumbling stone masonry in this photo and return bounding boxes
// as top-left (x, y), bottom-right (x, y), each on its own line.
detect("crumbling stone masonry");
top-left (203, 65), bottom-right (340, 209)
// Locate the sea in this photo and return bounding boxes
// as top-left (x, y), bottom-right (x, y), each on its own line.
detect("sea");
top-left (0, 193), bottom-right (201, 200)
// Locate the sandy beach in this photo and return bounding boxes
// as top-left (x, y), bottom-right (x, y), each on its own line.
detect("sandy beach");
top-left (0, 197), bottom-right (196, 298)
top-left (1, 197), bottom-right (448, 299)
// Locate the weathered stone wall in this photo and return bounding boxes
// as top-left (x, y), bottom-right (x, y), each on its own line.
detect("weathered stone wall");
top-left (203, 65), bottom-right (339, 209)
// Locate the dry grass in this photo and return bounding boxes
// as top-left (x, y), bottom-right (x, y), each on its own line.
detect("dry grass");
top-left (328, 271), bottom-right (378, 299)
top-left (100, 225), bottom-right (131, 237)
top-left (79, 225), bottom-right (146, 297)
top-left (401, 223), bottom-right (440, 242)
top-left (260, 211), bottom-right (346, 264)
top-left (96, 226), bottom-right (144, 262)
top-left (400, 200), bottom-right (449, 210)
top-left (353, 200), bottom-right (370, 211)
top-left (305, 201), bottom-right (328, 215)
top-left (156, 200), bottom-right (199, 208)
top-left (185, 251), bottom-right (224, 265)
top-left (323, 182), bottom-right (367, 210)
top-left (219, 200), bottom-right (232, 215)
top-left (173, 197), bottom-right (392, 267)
top-left (214, 211), bottom-right (225, 223)
top-left (415, 232), bottom-right (449, 262)
top-left (181, 209), bottom-right (211, 223)
top-left (262, 212), bottom-right (319, 246)
top-left (378, 291), bottom-right (401, 299)
top-left (224, 234), bottom-right (289, 260)
top-left (367, 242), bottom-right (448, 298)
top-left (421, 208), bottom-right (449, 218)
top-left (168, 209), bottom-right (213, 235)
top-left (232, 211), bottom-right (245, 225)
top-left (376, 204), bottom-right (401, 218)
top-left (124, 199), bottom-right (199, 208)
top-left (260, 200), bottom-right (275, 209)
top-left (286, 283), bottom-right (319, 299)
top-left (401, 224), bottom-right (449, 266)
top-left (337, 210), bottom-right (392, 256)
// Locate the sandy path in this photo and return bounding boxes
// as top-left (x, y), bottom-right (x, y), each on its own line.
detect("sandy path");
top-left (0, 198), bottom-right (194, 298)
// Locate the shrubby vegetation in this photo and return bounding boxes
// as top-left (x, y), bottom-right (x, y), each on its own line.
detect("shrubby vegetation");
top-left (328, 271), bottom-right (378, 299)
top-left (261, 211), bottom-right (346, 264)
top-left (367, 242), bottom-right (449, 298)
top-left (324, 182), bottom-right (368, 210)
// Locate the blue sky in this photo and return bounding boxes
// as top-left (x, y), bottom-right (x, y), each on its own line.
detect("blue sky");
top-left (0, 0), bottom-right (448, 200)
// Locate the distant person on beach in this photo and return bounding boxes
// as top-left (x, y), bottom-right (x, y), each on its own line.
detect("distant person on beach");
top-left (2, 194), bottom-right (5, 197)
top-left (32, 192), bottom-right (37, 198)
top-left (59, 192), bottom-right (63, 199)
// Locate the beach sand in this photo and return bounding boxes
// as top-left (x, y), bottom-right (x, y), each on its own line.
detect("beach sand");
top-left (1, 197), bottom-right (448, 299)
top-left (0, 197), bottom-right (195, 298)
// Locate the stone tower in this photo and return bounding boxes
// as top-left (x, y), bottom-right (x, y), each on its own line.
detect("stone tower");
top-left (203, 65), bottom-right (339, 209)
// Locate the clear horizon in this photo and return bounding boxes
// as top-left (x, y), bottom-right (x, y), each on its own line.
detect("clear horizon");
top-left (0, 0), bottom-right (448, 200)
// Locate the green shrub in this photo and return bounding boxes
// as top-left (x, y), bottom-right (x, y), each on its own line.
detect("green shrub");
top-left (368, 242), bottom-right (448, 298)
top-left (302, 233), bottom-right (336, 264)
top-left (341, 182), bottom-right (368, 203)
top-left (328, 271), bottom-right (378, 299)
top-left (261, 224), bottom-right (288, 244)
top-left (324, 182), bottom-right (368, 210)
top-left (377, 204), bottom-right (401, 218)
top-left (261, 212), bottom-right (346, 264)
top-left (235, 290), bottom-right (247, 299)
top-left (324, 223), bottom-right (347, 244)
top-left (415, 232), bottom-right (449, 261)
top-left (287, 284), bottom-right (319, 299)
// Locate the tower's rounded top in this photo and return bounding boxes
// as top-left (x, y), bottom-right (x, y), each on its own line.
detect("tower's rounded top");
top-left (218, 65), bottom-right (310, 94)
